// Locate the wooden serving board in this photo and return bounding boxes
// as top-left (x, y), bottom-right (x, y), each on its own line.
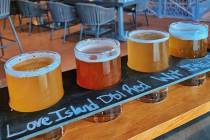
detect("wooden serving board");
top-left (1, 54), bottom-right (210, 140)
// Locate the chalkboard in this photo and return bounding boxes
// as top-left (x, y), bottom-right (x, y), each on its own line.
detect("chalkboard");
top-left (1, 54), bottom-right (210, 140)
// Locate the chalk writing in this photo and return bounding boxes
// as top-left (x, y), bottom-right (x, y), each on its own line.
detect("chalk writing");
top-left (179, 61), bottom-right (210, 72)
top-left (70, 99), bottom-right (99, 115)
top-left (97, 91), bottom-right (126, 104)
top-left (6, 98), bottom-right (99, 138)
top-left (48, 98), bottom-right (99, 121)
top-left (7, 125), bottom-right (27, 138)
top-left (7, 116), bottom-right (52, 138)
top-left (122, 80), bottom-right (151, 95)
top-left (4, 54), bottom-right (210, 140)
top-left (150, 70), bottom-right (183, 82)
top-left (27, 117), bottom-right (53, 131)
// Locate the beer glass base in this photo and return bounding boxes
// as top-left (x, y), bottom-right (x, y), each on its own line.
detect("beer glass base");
top-left (181, 74), bottom-right (206, 86)
top-left (29, 127), bottom-right (63, 140)
top-left (138, 88), bottom-right (168, 103)
top-left (86, 106), bottom-right (122, 123)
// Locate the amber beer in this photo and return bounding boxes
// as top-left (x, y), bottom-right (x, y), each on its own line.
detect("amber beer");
top-left (5, 51), bottom-right (64, 112)
top-left (128, 30), bottom-right (170, 103)
top-left (75, 39), bottom-right (121, 90)
top-left (169, 22), bottom-right (209, 86)
top-left (74, 38), bottom-right (121, 122)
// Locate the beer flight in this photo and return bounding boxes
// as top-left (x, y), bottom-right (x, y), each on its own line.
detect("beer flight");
top-left (3, 21), bottom-right (209, 123)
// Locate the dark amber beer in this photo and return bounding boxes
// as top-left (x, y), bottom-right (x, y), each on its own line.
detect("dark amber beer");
top-left (5, 51), bottom-right (64, 112)
top-left (128, 30), bottom-right (170, 103)
top-left (169, 22), bottom-right (208, 86)
top-left (74, 38), bottom-right (122, 122)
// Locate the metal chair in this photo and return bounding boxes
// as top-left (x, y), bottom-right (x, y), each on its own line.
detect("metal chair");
top-left (48, 1), bottom-right (77, 43)
top-left (0, 0), bottom-right (23, 58)
top-left (17, 0), bottom-right (49, 33)
top-left (124, 0), bottom-right (149, 28)
top-left (10, 0), bottom-right (22, 27)
top-left (3, 0), bottom-right (21, 29)
top-left (76, 3), bottom-right (115, 40)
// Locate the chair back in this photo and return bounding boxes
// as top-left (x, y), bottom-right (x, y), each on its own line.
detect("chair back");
top-left (48, 1), bottom-right (76, 23)
top-left (136, 0), bottom-right (149, 12)
top-left (76, 3), bottom-right (115, 26)
top-left (17, 0), bottom-right (44, 17)
top-left (10, 0), bottom-right (20, 15)
top-left (0, 0), bottom-right (11, 19)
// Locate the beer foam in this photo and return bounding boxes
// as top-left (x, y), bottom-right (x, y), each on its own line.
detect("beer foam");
top-left (128, 30), bottom-right (170, 43)
top-left (4, 51), bottom-right (61, 77)
top-left (74, 38), bottom-right (121, 63)
top-left (169, 22), bottom-right (208, 40)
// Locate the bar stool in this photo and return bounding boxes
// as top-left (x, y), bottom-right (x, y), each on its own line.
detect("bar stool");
top-left (0, 0), bottom-right (24, 59)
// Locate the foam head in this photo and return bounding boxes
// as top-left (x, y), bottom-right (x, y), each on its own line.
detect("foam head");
top-left (169, 22), bottom-right (209, 40)
top-left (74, 38), bottom-right (121, 63)
top-left (128, 30), bottom-right (170, 44)
top-left (4, 51), bottom-right (61, 77)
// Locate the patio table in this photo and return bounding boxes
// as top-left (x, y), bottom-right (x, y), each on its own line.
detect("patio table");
top-left (64, 0), bottom-right (138, 41)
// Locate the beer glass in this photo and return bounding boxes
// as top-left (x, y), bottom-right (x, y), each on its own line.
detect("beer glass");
top-left (169, 22), bottom-right (208, 86)
top-left (74, 38), bottom-right (122, 122)
top-left (128, 30), bottom-right (170, 103)
top-left (5, 51), bottom-right (64, 112)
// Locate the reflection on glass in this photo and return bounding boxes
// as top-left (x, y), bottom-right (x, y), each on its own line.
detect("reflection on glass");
top-left (5, 51), bottom-right (64, 112)
top-left (169, 22), bottom-right (208, 86)
top-left (75, 38), bottom-right (122, 122)
top-left (128, 30), bottom-right (170, 103)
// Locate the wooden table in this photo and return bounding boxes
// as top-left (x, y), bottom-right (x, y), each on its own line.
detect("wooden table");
top-left (64, 0), bottom-right (138, 41)
top-left (61, 77), bottom-right (210, 140)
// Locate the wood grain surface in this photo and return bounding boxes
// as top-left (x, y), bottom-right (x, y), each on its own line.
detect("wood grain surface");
top-left (61, 77), bottom-right (210, 140)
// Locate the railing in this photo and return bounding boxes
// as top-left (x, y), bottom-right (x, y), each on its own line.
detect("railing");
top-left (148, 0), bottom-right (210, 21)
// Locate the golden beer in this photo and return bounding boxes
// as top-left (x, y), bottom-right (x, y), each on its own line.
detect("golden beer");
top-left (5, 51), bottom-right (64, 112)
top-left (128, 30), bottom-right (170, 103)
top-left (169, 22), bottom-right (208, 58)
top-left (169, 22), bottom-right (209, 86)
top-left (128, 30), bottom-right (170, 72)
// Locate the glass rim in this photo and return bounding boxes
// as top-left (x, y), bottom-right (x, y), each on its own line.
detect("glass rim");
top-left (128, 30), bottom-right (170, 44)
top-left (74, 38), bottom-right (120, 55)
top-left (4, 51), bottom-right (61, 77)
top-left (74, 38), bottom-right (121, 63)
top-left (169, 21), bottom-right (208, 31)
top-left (169, 21), bottom-right (209, 40)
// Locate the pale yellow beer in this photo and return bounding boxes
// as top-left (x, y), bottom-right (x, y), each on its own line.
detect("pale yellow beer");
top-left (128, 30), bottom-right (170, 72)
top-left (169, 22), bottom-right (208, 58)
top-left (5, 51), bottom-right (64, 112)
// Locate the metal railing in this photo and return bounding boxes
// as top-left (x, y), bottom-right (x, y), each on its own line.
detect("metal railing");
top-left (148, 0), bottom-right (210, 21)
